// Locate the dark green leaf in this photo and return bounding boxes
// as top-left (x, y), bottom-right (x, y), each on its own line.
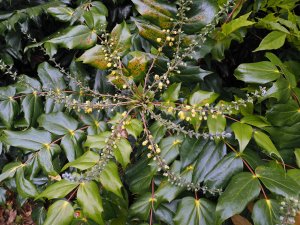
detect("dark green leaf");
top-left (77, 181), bottom-right (104, 224)
top-left (0, 161), bottom-right (23, 182)
top-left (16, 167), bottom-right (38, 198)
top-left (38, 112), bottom-right (78, 135)
top-left (174, 197), bottom-right (216, 225)
top-left (252, 199), bottom-right (280, 225)
top-left (204, 152), bottom-right (243, 189)
top-left (99, 161), bottom-right (123, 198)
top-left (37, 62), bottom-right (66, 90)
top-left (1, 128), bottom-right (52, 150)
top-left (215, 172), bottom-right (261, 225)
top-left (256, 166), bottom-right (300, 197)
top-left (22, 94), bottom-right (44, 127)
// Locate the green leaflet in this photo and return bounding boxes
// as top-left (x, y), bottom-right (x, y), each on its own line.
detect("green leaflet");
top-left (44, 200), bottom-right (74, 225)
top-left (215, 172), bottom-right (261, 224)
top-left (253, 31), bottom-right (286, 52)
top-left (231, 122), bottom-right (253, 152)
top-left (234, 61), bottom-right (281, 84)
top-left (0, 128), bottom-right (52, 150)
top-left (174, 197), bottom-right (216, 225)
top-left (77, 181), bottom-right (104, 224)
top-left (252, 199), bottom-right (280, 225)
top-left (256, 166), bottom-right (300, 197)
top-left (37, 180), bottom-right (79, 200)
top-left (38, 112), bottom-right (79, 135)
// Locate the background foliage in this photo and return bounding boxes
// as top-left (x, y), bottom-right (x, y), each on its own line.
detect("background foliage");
top-left (0, 0), bottom-right (300, 224)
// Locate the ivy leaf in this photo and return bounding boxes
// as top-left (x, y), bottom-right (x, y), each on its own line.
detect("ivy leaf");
top-left (192, 142), bottom-right (226, 183)
top-left (38, 112), bottom-right (78, 135)
top-left (234, 61), bottom-right (281, 84)
top-left (0, 86), bottom-right (19, 128)
top-left (99, 161), bottom-right (123, 198)
top-left (78, 22), bottom-right (131, 69)
top-left (0, 128), bottom-right (51, 150)
top-left (125, 158), bottom-right (156, 194)
top-left (174, 197), bottom-right (216, 225)
top-left (22, 94), bottom-right (44, 127)
top-left (155, 167), bottom-right (193, 204)
top-left (77, 181), bottom-right (104, 225)
top-left (82, 2), bottom-right (107, 31)
top-left (47, 6), bottom-right (74, 22)
top-left (256, 166), bottom-right (300, 197)
top-left (253, 31), bottom-right (286, 52)
top-left (159, 135), bottom-right (183, 164)
top-left (132, 0), bottom-right (176, 29)
top-left (37, 180), bottom-right (79, 200)
top-left (61, 130), bottom-right (85, 162)
top-left (124, 118), bottom-right (143, 139)
top-left (46, 25), bottom-right (97, 49)
top-left (183, 0), bottom-right (218, 34)
top-left (16, 167), bottom-right (38, 198)
top-left (253, 130), bottom-right (281, 159)
top-left (44, 200), bottom-right (74, 225)
top-left (231, 122), bottom-right (253, 152)
top-left (204, 152), bottom-right (243, 189)
top-left (215, 172), bottom-right (261, 225)
top-left (252, 199), bottom-right (280, 225)
top-left (61, 151), bottom-right (99, 171)
top-left (179, 138), bottom-right (206, 168)
top-left (38, 147), bottom-right (58, 176)
top-left (0, 161), bottom-right (23, 182)
top-left (162, 83), bottom-right (181, 102)
top-left (85, 132), bottom-right (110, 148)
top-left (134, 18), bottom-right (166, 46)
top-left (266, 102), bottom-right (300, 126)
top-left (129, 192), bottom-right (153, 220)
top-left (37, 62), bottom-right (66, 90)
top-left (149, 121), bottom-right (167, 143)
top-left (114, 138), bottom-right (132, 169)
top-left (262, 77), bottom-right (290, 102)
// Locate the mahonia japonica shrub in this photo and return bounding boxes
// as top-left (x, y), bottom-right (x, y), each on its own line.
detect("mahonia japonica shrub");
top-left (0, 0), bottom-right (300, 224)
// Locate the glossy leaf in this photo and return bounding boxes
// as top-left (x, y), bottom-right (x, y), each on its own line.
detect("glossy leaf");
top-left (16, 167), bottom-right (38, 198)
top-left (22, 94), bottom-right (44, 127)
top-left (252, 199), bottom-right (280, 225)
top-left (37, 180), bottom-right (79, 200)
top-left (174, 197), bottom-right (216, 225)
top-left (77, 181), bottom-right (104, 224)
top-left (37, 62), bottom-right (66, 90)
top-left (1, 128), bottom-right (51, 150)
top-left (234, 61), bottom-right (281, 84)
top-left (204, 152), bottom-right (243, 189)
top-left (215, 172), bottom-right (261, 225)
top-left (62, 151), bottom-right (99, 171)
top-left (0, 161), bottom-right (23, 182)
top-left (44, 200), bottom-right (74, 225)
top-left (46, 25), bottom-right (97, 49)
top-left (192, 141), bottom-right (226, 183)
top-left (256, 166), bottom-right (300, 197)
top-left (38, 112), bottom-right (78, 135)
top-left (253, 130), bottom-right (281, 159)
top-left (99, 161), bottom-right (123, 198)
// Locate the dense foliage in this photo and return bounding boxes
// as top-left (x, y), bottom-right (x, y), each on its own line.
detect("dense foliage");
top-left (0, 0), bottom-right (300, 224)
